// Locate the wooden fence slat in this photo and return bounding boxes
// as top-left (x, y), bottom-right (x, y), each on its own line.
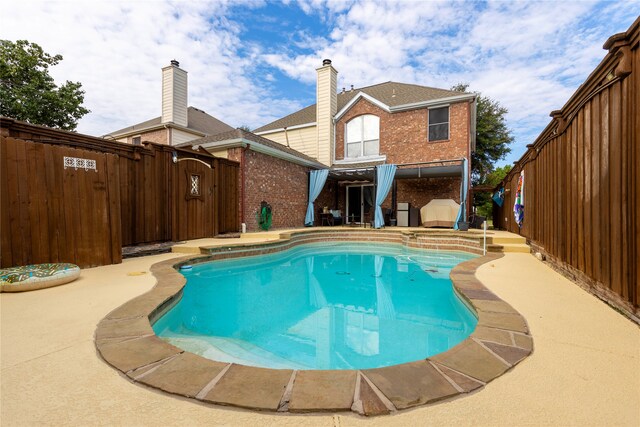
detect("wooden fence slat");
top-left (0, 138), bottom-right (13, 267)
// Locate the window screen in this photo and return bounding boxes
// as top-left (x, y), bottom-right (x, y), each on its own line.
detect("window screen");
top-left (428, 107), bottom-right (449, 141)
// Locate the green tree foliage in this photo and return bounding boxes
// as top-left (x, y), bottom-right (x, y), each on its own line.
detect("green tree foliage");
top-left (451, 83), bottom-right (513, 185)
top-left (0, 40), bottom-right (89, 131)
top-left (473, 165), bottom-right (512, 217)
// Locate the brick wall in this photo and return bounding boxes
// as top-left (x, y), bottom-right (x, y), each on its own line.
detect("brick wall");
top-left (383, 177), bottom-right (461, 211)
top-left (335, 98), bottom-right (469, 164)
top-left (124, 128), bottom-right (168, 145)
top-left (228, 148), bottom-right (311, 231)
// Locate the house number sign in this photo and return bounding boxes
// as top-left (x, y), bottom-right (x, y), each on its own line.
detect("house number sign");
top-left (63, 156), bottom-right (97, 172)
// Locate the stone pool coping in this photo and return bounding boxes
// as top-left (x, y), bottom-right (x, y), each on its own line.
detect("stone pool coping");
top-left (95, 230), bottom-right (533, 416)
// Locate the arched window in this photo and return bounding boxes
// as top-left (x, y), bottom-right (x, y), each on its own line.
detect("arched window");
top-left (345, 115), bottom-right (379, 159)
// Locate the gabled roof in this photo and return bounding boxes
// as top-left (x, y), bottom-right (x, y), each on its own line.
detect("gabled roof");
top-left (108, 107), bottom-right (234, 137)
top-left (254, 82), bottom-right (468, 133)
top-left (177, 128), bottom-right (325, 168)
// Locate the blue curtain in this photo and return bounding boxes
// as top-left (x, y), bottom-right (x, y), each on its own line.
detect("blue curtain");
top-left (454, 158), bottom-right (468, 229)
top-left (374, 164), bottom-right (397, 228)
top-left (305, 169), bottom-right (329, 226)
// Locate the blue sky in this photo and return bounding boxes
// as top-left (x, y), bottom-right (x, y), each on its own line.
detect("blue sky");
top-left (1, 0), bottom-right (638, 166)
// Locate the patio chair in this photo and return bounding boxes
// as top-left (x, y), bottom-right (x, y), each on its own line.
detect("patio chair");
top-left (329, 209), bottom-right (343, 226)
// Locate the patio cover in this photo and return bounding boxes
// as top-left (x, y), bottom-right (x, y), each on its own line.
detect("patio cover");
top-left (420, 199), bottom-right (460, 228)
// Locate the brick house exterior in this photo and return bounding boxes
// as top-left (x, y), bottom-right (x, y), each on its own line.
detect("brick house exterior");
top-left (335, 99), bottom-right (470, 164)
top-left (227, 147), bottom-right (311, 231)
top-left (255, 59), bottom-right (476, 227)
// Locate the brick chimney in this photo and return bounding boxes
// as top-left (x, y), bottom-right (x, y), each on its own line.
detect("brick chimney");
top-left (161, 60), bottom-right (188, 127)
top-left (316, 59), bottom-right (337, 166)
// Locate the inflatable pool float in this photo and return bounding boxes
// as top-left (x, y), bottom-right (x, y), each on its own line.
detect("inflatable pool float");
top-left (0, 263), bottom-right (81, 292)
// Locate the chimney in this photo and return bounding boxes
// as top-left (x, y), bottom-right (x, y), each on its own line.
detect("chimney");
top-left (161, 60), bottom-right (188, 127)
top-left (316, 59), bottom-right (337, 166)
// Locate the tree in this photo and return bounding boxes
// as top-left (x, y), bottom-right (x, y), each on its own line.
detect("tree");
top-left (473, 164), bottom-right (512, 217)
top-left (451, 83), bottom-right (513, 186)
top-left (0, 40), bottom-right (89, 131)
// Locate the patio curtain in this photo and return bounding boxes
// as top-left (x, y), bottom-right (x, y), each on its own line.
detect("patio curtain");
top-left (374, 164), bottom-right (397, 228)
top-left (306, 257), bottom-right (327, 308)
top-left (305, 169), bottom-right (329, 226)
top-left (454, 158), bottom-right (468, 230)
top-left (374, 255), bottom-right (396, 319)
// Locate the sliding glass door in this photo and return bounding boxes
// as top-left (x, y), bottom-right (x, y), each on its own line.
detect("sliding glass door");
top-left (346, 185), bottom-right (374, 224)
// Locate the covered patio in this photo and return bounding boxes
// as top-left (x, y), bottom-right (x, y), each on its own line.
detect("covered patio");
top-left (311, 159), bottom-right (469, 229)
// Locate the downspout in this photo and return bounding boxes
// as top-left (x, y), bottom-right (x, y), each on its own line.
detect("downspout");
top-left (241, 144), bottom-right (250, 227)
top-left (284, 127), bottom-right (290, 148)
top-left (332, 119), bottom-right (336, 165)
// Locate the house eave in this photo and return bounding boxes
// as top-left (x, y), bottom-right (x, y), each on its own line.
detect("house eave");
top-left (254, 122), bottom-right (317, 136)
top-left (334, 92), bottom-right (477, 121)
top-left (199, 138), bottom-right (324, 168)
top-left (389, 93), bottom-right (476, 112)
top-left (106, 123), bottom-right (206, 140)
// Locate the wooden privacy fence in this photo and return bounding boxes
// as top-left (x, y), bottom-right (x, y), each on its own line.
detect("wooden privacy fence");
top-left (1, 118), bottom-right (240, 268)
top-left (494, 18), bottom-right (639, 321)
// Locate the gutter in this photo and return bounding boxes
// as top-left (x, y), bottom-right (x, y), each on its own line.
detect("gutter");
top-left (199, 138), bottom-right (324, 168)
top-left (241, 144), bottom-right (250, 224)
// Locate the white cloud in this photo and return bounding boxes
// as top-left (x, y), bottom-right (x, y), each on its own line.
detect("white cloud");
top-left (1, 0), bottom-right (292, 135)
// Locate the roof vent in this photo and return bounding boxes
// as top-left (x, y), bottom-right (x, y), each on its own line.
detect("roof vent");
top-left (350, 85), bottom-right (354, 91)
top-left (322, 59), bottom-right (332, 66)
top-left (170, 59), bottom-right (180, 67)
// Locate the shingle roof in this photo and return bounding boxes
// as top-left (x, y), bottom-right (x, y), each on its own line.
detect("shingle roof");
top-left (178, 128), bottom-right (325, 168)
top-left (254, 82), bottom-right (465, 133)
top-left (109, 107), bottom-right (234, 137)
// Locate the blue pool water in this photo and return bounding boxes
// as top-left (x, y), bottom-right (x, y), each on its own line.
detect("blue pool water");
top-left (153, 243), bottom-right (478, 370)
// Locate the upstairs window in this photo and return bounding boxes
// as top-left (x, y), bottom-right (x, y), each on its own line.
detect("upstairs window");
top-left (132, 136), bottom-right (141, 145)
top-left (428, 106), bottom-right (449, 141)
top-left (346, 115), bottom-right (379, 158)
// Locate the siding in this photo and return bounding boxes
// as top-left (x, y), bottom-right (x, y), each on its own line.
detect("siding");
top-left (259, 126), bottom-right (318, 160)
top-left (171, 128), bottom-right (200, 146)
top-left (316, 64), bottom-right (337, 166)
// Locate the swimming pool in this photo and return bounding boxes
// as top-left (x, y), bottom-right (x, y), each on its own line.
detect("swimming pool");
top-left (153, 243), bottom-right (478, 370)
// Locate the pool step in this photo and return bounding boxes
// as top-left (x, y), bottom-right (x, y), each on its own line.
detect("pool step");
top-left (487, 243), bottom-right (530, 253)
top-left (487, 235), bottom-right (526, 245)
top-left (165, 335), bottom-right (308, 370)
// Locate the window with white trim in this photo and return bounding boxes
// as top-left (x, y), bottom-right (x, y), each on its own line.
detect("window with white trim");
top-left (428, 106), bottom-right (449, 141)
top-left (345, 115), bottom-right (379, 159)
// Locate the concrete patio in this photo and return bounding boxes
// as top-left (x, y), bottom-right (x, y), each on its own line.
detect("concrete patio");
top-left (1, 231), bottom-right (638, 426)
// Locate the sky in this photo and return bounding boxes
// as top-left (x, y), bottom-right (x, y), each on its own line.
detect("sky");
top-left (1, 0), bottom-right (638, 166)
